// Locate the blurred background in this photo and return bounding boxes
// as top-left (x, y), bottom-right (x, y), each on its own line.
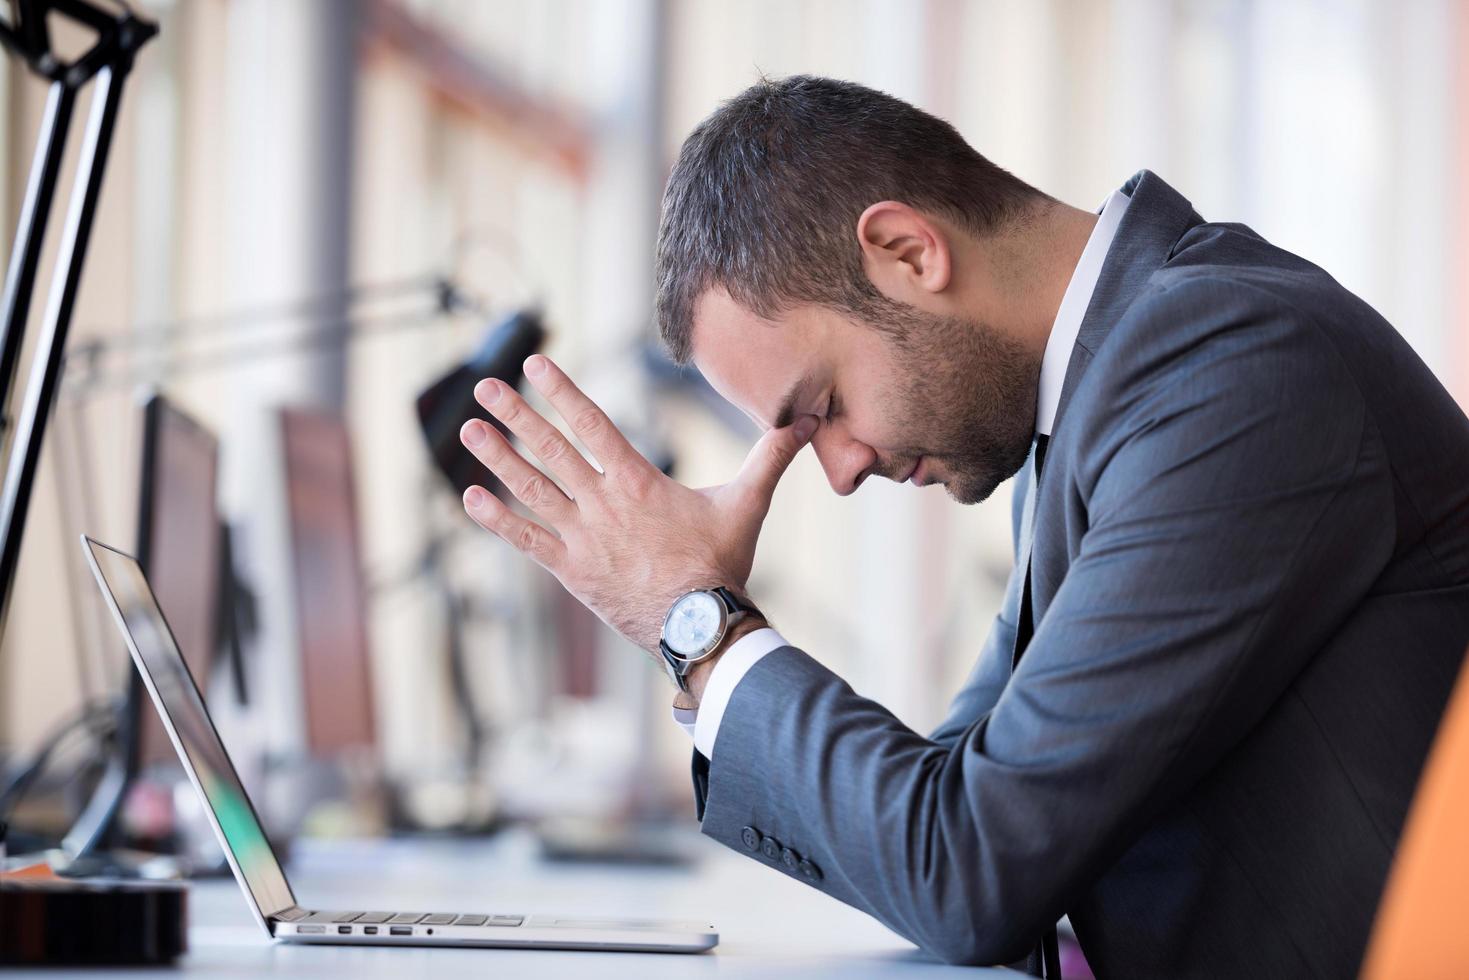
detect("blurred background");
top-left (0, 0), bottom-right (1465, 871)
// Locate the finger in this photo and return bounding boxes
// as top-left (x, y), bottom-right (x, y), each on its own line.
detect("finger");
top-left (475, 378), bottom-right (601, 496)
top-left (463, 485), bottom-right (566, 571)
top-left (521, 355), bottom-right (642, 474)
top-left (460, 419), bottom-right (577, 526)
top-left (731, 416), bottom-right (817, 512)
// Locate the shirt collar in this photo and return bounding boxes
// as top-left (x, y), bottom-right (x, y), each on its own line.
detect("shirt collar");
top-left (1034, 188), bottom-right (1132, 436)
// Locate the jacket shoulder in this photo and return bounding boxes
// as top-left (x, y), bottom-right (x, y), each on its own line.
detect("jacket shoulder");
top-left (1096, 267), bottom-right (1339, 382)
top-left (1068, 268), bottom-right (1368, 492)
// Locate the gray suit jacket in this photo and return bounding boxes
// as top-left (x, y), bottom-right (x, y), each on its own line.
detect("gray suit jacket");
top-left (691, 171), bottom-right (1469, 978)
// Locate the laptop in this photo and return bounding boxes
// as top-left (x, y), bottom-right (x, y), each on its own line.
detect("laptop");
top-left (81, 536), bottom-right (718, 954)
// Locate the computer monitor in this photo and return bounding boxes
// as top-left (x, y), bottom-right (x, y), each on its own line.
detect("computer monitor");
top-left (278, 407), bottom-right (376, 757)
top-left (135, 394), bottom-right (223, 766)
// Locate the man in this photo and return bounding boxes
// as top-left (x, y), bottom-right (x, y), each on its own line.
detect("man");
top-left (455, 76), bottom-right (1469, 978)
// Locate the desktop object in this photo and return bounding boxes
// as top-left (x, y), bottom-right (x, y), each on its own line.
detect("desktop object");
top-left (79, 536), bottom-right (718, 954)
top-left (279, 407), bottom-right (376, 757)
top-left (136, 394), bottom-right (225, 767)
top-left (416, 307), bottom-right (546, 500)
top-left (61, 393), bottom-right (225, 864)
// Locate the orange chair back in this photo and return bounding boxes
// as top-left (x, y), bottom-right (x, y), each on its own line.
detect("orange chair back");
top-left (1361, 650), bottom-right (1469, 979)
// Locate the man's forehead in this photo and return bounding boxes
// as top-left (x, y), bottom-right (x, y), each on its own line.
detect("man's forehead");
top-left (690, 289), bottom-right (820, 431)
top-left (690, 286), bottom-right (776, 341)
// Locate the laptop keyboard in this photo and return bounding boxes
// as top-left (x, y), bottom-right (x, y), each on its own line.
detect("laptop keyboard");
top-left (294, 910), bottom-right (525, 932)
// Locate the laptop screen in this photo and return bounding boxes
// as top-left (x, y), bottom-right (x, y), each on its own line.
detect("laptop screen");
top-left (83, 537), bottom-right (295, 921)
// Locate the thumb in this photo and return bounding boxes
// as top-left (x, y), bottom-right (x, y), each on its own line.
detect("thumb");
top-left (729, 416), bottom-right (817, 514)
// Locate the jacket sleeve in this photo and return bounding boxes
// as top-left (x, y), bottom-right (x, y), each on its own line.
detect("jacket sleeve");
top-left (928, 457), bottom-right (1030, 748)
top-left (694, 437), bottom-right (1030, 815)
top-left (692, 279), bottom-right (1394, 966)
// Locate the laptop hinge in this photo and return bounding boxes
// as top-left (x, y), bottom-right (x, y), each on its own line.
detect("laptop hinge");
top-left (268, 905), bottom-right (309, 936)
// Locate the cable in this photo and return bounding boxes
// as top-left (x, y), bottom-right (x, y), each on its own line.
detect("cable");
top-left (60, 270), bottom-right (489, 396)
top-left (69, 273), bottom-right (452, 352)
top-left (0, 697), bottom-right (117, 830)
top-left (64, 306), bottom-right (467, 394)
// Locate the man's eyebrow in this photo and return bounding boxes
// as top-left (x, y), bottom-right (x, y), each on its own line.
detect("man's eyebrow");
top-left (772, 373), bottom-right (814, 430)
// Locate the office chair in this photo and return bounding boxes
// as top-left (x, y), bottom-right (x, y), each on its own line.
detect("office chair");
top-left (1361, 646), bottom-right (1469, 979)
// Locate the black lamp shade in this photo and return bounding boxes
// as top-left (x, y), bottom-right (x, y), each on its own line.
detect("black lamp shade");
top-left (416, 309), bottom-right (547, 498)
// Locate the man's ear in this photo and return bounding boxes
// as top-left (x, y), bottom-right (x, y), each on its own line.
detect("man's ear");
top-left (856, 201), bottom-right (952, 299)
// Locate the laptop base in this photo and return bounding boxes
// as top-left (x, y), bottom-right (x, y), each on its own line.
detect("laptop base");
top-left (272, 907), bottom-right (716, 953)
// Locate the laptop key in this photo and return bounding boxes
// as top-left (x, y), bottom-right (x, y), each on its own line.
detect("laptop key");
top-left (356, 912), bottom-right (393, 924)
top-left (488, 915), bottom-right (525, 927)
top-left (421, 914), bottom-right (455, 926)
top-left (388, 913), bottom-right (427, 925)
top-left (333, 912), bottom-right (364, 923)
top-left (453, 914), bottom-right (487, 926)
top-left (276, 908), bottom-right (308, 922)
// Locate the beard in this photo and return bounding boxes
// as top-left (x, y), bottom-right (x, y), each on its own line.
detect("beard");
top-left (874, 307), bottom-right (1040, 505)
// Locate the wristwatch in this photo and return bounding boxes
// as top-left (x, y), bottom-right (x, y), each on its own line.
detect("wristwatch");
top-left (658, 587), bottom-right (762, 693)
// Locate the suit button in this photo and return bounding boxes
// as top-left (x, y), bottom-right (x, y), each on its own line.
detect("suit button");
top-left (780, 847), bottom-right (800, 871)
top-left (760, 836), bottom-right (782, 862)
top-left (798, 859), bottom-right (822, 882)
top-left (740, 827), bottom-right (761, 852)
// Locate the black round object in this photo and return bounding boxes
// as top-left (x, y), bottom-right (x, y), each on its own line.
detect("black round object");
top-left (415, 308), bottom-right (547, 498)
top-left (0, 877), bottom-right (187, 965)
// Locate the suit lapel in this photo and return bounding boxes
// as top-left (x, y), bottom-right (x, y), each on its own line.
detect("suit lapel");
top-left (1026, 172), bottom-right (1203, 633)
top-left (1050, 171), bottom-right (1204, 438)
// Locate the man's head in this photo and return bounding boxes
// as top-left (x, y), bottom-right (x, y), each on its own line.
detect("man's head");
top-left (655, 75), bottom-right (1060, 504)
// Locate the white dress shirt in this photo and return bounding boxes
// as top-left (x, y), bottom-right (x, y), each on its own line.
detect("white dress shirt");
top-left (675, 187), bottom-right (1134, 758)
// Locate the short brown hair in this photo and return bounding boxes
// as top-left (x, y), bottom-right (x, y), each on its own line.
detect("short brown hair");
top-left (654, 75), bottom-right (1044, 363)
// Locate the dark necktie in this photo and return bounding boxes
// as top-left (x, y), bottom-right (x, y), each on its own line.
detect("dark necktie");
top-left (1013, 432), bottom-right (1049, 668)
top-left (1013, 433), bottom-right (1062, 979)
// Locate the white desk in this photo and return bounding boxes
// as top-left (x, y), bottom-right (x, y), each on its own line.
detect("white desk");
top-left (12, 830), bottom-right (1017, 977)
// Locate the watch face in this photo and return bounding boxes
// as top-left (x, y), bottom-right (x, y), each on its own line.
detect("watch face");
top-left (664, 591), bottom-right (725, 659)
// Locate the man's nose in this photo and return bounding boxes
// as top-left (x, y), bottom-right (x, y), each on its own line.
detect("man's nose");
top-left (811, 425), bottom-right (877, 496)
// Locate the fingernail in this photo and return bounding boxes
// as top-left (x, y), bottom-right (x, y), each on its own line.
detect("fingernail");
top-left (477, 380), bottom-right (502, 404)
top-left (465, 487), bottom-right (486, 509)
top-left (524, 355), bottom-right (547, 378)
top-left (794, 416), bottom-right (817, 440)
top-left (463, 421), bottom-right (487, 446)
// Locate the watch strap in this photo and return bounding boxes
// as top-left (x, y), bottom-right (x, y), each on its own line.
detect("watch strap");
top-left (659, 640), bottom-right (692, 693)
top-left (712, 586), bottom-right (761, 620)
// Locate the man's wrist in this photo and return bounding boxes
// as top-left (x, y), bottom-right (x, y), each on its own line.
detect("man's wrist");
top-left (674, 613), bottom-right (767, 709)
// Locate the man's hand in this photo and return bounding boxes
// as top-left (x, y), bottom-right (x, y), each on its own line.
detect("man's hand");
top-left (458, 354), bottom-right (815, 657)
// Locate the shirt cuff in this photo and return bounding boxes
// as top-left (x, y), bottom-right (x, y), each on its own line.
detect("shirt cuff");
top-left (672, 705), bottom-right (698, 739)
top-left (665, 627), bottom-right (787, 759)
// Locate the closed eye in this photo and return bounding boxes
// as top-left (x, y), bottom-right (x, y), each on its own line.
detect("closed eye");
top-left (824, 391), bottom-right (840, 422)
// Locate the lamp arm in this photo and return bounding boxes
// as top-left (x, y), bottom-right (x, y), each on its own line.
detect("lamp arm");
top-left (0, 0), bottom-right (157, 641)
